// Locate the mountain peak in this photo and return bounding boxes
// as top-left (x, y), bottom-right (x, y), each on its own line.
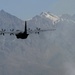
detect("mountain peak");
top-left (0, 9), bottom-right (6, 13)
top-left (40, 12), bottom-right (60, 24)
top-left (1, 9), bottom-right (5, 12)
top-left (0, 9), bottom-right (10, 16)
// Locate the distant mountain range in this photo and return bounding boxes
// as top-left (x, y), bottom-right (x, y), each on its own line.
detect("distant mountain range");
top-left (0, 10), bottom-right (75, 75)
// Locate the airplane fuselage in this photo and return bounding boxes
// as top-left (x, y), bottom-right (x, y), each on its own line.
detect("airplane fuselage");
top-left (16, 32), bottom-right (29, 39)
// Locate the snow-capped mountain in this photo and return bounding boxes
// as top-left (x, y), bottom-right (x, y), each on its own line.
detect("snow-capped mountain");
top-left (40, 12), bottom-right (60, 24)
top-left (0, 10), bottom-right (75, 75)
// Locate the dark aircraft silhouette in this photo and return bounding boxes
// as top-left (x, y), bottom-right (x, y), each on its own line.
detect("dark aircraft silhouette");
top-left (15, 21), bottom-right (29, 39)
top-left (0, 21), bottom-right (56, 39)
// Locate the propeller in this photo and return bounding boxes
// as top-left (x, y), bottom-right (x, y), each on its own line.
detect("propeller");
top-left (1, 29), bottom-right (6, 35)
top-left (10, 29), bottom-right (14, 35)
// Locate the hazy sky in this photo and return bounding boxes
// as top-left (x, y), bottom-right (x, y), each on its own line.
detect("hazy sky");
top-left (0, 0), bottom-right (75, 20)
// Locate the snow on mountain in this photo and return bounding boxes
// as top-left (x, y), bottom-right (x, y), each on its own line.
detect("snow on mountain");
top-left (60, 14), bottom-right (75, 22)
top-left (0, 10), bottom-right (75, 75)
top-left (40, 12), bottom-right (60, 24)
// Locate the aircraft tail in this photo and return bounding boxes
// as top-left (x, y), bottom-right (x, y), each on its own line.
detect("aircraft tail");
top-left (24, 21), bottom-right (27, 34)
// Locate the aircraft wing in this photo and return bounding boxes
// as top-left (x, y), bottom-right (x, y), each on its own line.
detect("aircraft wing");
top-left (27, 28), bottom-right (56, 34)
top-left (0, 28), bottom-right (56, 35)
top-left (0, 30), bottom-right (23, 35)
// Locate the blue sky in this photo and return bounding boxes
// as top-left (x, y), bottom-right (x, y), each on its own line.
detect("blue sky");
top-left (0, 0), bottom-right (75, 20)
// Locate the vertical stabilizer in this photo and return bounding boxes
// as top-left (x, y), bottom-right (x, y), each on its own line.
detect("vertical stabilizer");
top-left (25, 21), bottom-right (27, 34)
